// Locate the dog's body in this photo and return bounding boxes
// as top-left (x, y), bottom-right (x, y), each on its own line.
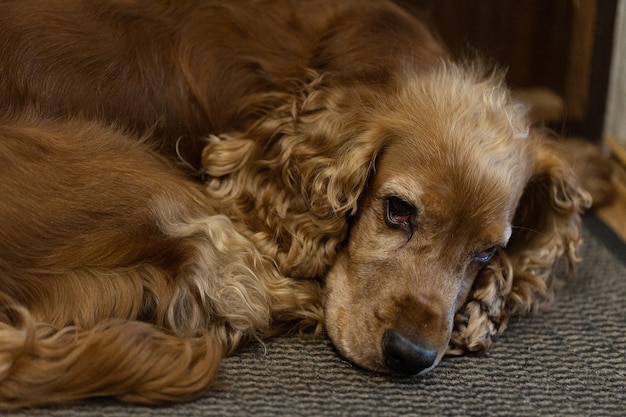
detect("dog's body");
top-left (0, 0), bottom-right (596, 409)
top-left (0, 0), bottom-right (444, 169)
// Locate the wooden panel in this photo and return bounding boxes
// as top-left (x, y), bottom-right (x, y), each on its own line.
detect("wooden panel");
top-left (395, 0), bottom-right (617, 141)
top-left (565, 0), bottom-right (597, 119)
top-left (395, 0), bottom-right (573, 92)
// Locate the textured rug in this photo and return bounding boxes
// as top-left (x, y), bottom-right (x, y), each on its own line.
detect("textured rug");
top-left (7, 216), bottom-right (625, 417)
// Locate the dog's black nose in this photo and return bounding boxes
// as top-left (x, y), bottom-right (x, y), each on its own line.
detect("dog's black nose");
top-left (382, 329), bottom-right (437, 375)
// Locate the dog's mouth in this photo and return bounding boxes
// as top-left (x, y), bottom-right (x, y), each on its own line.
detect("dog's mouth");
top-left (322, 240), bottom-right (487, 376)
top-left (323, 287), bottom-right (452, 376)
top-left (324, 317), bottom-right (449, 376)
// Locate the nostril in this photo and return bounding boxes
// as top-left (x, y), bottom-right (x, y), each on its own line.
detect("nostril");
top-left (382, 329), bottom-right (437, 375)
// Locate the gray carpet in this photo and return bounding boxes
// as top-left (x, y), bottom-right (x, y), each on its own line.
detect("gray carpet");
top-left (6, 216), bottom-right (625, 417)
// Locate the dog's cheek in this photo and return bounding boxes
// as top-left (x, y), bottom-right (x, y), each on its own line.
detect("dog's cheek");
top-left (324, 253), bottom-right (385, 370)
top-left (454, 268), bottom-right (481, 312)
top-left (324, 253), bottom-right (353, 349)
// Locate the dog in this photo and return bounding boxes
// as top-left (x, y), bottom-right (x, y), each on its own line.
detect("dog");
top-left (0, 0), bottom-right (602, 409)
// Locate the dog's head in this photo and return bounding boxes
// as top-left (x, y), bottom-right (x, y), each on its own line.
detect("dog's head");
top-left (201, 62), bottom-right (589, 376)
top-left (323, 63), bottom-right (588, 375)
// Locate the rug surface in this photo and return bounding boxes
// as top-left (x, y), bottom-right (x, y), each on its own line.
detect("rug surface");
top-left (7, 216), bottom-right (625, 417)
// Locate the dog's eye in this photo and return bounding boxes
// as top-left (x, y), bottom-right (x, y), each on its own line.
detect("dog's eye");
top-left (385, 196), bottom-right (415, 230)
top-left (474, 246), bottom-right (497, 264)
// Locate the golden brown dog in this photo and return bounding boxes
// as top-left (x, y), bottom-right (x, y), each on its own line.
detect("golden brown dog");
top-left (0, 0), bottom-right (598, 408)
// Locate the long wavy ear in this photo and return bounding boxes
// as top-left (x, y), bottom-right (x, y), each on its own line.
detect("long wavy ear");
top-left (450, 131), bottom-right (592, 354)
top-left (200, 73), bottom-right (386, 278)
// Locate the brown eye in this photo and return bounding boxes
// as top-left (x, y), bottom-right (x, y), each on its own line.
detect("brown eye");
top-left (385, 196), bottom-right (415, 231)
top-left (474, 246), bottom-right (497, 264)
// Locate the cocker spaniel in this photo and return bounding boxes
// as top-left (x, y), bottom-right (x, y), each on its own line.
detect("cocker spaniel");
top-left (0, 0), bottom-right (604, 409)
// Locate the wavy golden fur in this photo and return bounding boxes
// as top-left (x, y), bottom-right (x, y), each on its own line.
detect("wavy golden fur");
top-left (0, 0), bottom-right (603, 409)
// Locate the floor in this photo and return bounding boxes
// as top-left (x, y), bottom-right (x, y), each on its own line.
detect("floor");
top-left (597, 138), bottom-right (626, 241)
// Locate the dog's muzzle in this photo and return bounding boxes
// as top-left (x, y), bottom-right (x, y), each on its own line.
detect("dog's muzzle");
top-left (382, 329), bottom-right (437, 375)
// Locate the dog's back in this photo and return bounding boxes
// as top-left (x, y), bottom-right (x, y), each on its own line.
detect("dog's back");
top-left (0, 0), bottom-right (445, 166)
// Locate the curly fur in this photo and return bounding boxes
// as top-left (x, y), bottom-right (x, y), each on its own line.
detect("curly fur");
top-left (0, 0), bottom-right (601, 409)
top-left (449, 134), bottom-right (592, 353)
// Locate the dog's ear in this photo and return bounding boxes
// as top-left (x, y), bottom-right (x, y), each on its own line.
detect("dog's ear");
top-left (449, 132), bottom-right (592, 354)
top-left (202, 76), bottom-right (387, 218)
top-left (199, 77), bottom-right (387, 277)
top-left (298, 120), bottom-right (387, 217)
top-left (506, 133), bottom-right (592, 301)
